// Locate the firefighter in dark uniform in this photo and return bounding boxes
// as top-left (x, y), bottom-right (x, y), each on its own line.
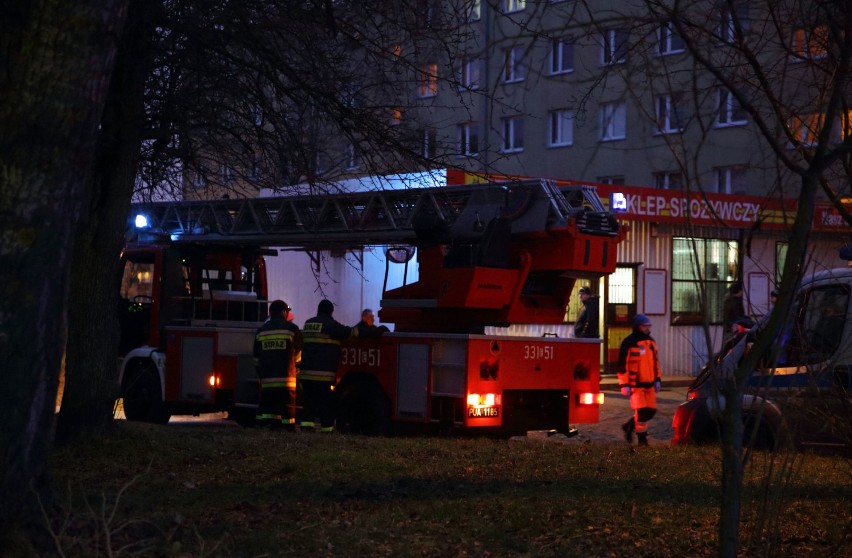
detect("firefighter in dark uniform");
top-left (617, 314), bottom-right (662, 446)
top-left (299, 299), bottom-right (357, 432)
top-left (254, 300), bottom-right (302, 427)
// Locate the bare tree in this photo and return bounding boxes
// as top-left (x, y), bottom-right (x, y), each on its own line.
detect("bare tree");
top-left (57, 0), bottom-right (489, 441)
top-left (0, 0), bottom-right (128, 539)
top-left (584, 1), bottom-right (852, 556)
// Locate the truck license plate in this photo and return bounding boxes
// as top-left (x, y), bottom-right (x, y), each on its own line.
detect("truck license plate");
top-left (468, 406), bottom-right (499, 418)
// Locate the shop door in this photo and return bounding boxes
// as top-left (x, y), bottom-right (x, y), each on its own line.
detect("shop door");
top-left (604, 265), bottom-right (637, 374)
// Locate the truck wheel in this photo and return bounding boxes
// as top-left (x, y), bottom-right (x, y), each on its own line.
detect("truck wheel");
top-left (336, 377), bottom-right (391, 436)
top-left (122, 361), bottom-right (171, 424)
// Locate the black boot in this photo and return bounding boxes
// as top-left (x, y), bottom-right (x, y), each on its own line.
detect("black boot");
top-left (621, 419), bottom-right (635, 443)
top-left (637, 432), bottom-right (649, 446)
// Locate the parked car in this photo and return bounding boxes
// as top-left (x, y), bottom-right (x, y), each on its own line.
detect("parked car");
top-left (672, 267), bottom-right (852, 453)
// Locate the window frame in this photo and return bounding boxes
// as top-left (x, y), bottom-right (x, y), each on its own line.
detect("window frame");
top-left (421, 128), bottom-right (437, 159)
top-left (465, 0), bottom-right (481, 21)
top-left (601, 28), bottom-right (628, 65)
top-left (713, 165), bottom-right (747, 194)
top-left (549, 38), bottom-right (574, 75)
top-left (671, 237), bottom-right (740, 326)
top-left (653, 171), bottom-right (684, 190)
top-left (548, 109), bottom-right (574, 147)
top-left (716, 89), bottom-right (747, 127)
top-left (718, 2), bottom-right (750, 44)
top-left (657, 21), bottom-right (685, 55)
top-left (502, 45), bottom-right (526, 83)
top-left (500, 116), bottom-right (525, 153)
top-left (417, 63), bottom-right (439, 98)
top-left (655, 93), bottom-right (686, 134)
top-left (457, 122), bottom-right (480, 156)
top-left (502, 0), bottom-right (525, 14)
top-left (458, 57), bottom-right (480, 90)
top-left (600, 101), bottom-right (627, 141)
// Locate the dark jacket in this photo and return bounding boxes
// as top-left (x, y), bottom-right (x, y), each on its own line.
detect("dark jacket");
top-left (253, 316), bottom-right (302, 379)
top-left (354, 320), bottom-right (389, 338)
top-left (300, 312), bottom-right (356, 381)
top-left (616, 327), bottom-right (661, 388)
top-left (722, 294), bottom-right (745, 335)
top-left (574, 295), bottom-right (600, 338)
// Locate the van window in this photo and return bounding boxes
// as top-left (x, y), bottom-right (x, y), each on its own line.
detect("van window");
top-left (782, 284), bottom-right (850, 365)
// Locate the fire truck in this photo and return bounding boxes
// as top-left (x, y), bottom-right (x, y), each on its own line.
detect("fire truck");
top-left (119, 179), bottom-right (623, 434)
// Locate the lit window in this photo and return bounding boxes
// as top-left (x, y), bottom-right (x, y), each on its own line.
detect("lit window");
top-left (503, 46), bottom-right (525, 82)
top-left (502, 0), bottom-right (525, 13)
top-left (653, 171), bottom-right (683, 190)
top-left (458, 123), bottom-right (480, 156)
top-left (601, 28), bottom-right (628, 65)
top-left (717, 89), bottom-right (747, 126)
top-left (458, 58), bottom-right (480, 89)
top-left (789, 113), bottom-right (823, 146)
top-left (418, 63), bottom-right (439, 98)
top-left (713, 166), bottom-right (748, 194)
top-left (792, 25), bottom-right (828, 59)
top-left (671, 237), bottom-right (739, 325)
top-left (548, 110), bottom-right (574, 147)
top-left (501, 116), bottom-right (524, 153)
top-left (550, 39), bottom-right (574, 74)
top-left (600, 102), bottom-right (626, 140)
top-left (658, 21), bottom-right (684, 55)
top-left (655, 93), bottom-right (687, 133)
top-left (391, 107), bottom-right (403, 126)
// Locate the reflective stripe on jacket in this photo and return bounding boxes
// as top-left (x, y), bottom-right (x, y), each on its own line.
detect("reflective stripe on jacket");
top-left (300, 313), bottom-right (356, 378)
top-left (254, 318), bottom-right (302, 380)
top-left (616, 330), bottom-right (661, 388)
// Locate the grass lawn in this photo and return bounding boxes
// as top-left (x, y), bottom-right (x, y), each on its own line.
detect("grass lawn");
top-left (41, 422), bottom-right (850, 557)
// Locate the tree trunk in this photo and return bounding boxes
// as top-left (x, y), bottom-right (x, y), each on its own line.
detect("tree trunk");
top-left (716, 172), bottom-right (822, 557)
top-left (56, 0), bottom-right (157, 445)
top-left (0, 0), bottom-right (128, 535)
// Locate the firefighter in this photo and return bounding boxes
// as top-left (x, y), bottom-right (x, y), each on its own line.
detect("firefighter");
top-left (617, 314), bottom-right (662, 446)
top-left (254, 300), bottom-right (302, 428)
top-left (299, 299), bottom-right (357, 432)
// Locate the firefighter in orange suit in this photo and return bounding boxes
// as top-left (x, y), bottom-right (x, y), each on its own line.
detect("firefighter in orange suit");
top-left (299, 299), bottom-right (357, 432)
top-left (617, 314), bottom-right (662, 446)
top-left (254, 300), bottom-right (302, 427)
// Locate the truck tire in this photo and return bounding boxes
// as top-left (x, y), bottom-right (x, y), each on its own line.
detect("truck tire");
top-left (335, 376), bottom-right (391, 436)
top-left (122, 361), bottom-right (171, 424)
top-left (228, 407), bottom-right (257, 427)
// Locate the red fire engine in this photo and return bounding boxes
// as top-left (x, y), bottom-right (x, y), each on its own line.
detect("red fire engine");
top-left (119, 179), bottom-right (623, 434)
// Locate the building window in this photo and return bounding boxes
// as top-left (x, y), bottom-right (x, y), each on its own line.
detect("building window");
top-left (417, 63), bottom-right (439, 98)
top-left (503, 46), bottom-right (525, 83)
top-left (658, 21), bottom-right (684, 55)
top-left (655, 93), bottom-right (686, 134)
top-left (598, 176), bottom-right (625, 185)
top-left (601, 28), bottom-right (628, 65)
top-left (792, 25), bottom-right (828, 60)
top-left (391, 107), bottom-right (402, 126)
top-left (718, 2), bottom-right (749, 44)
top-left (548, 110), bottom-right (574, 147)
top-left (600, 102), bottom-right (626, 141)
top-left (458, 123), bottom-right (480, 156)
top-left (717, 89), bottom-right (747, 126)
top-left (713, 166), bottom-right (747, 194)
top-left (776, 242), bottom-right (787, 287)
top-left (458, 57), bottom-right (480, 89)
top-left (421, 128), bottom-right (437, 159)
top-left (654, 171), bottom-right (683, 190)
top-left (501, 116), bottom-right (524, 153)
top-left (221, 164), bottom-right (236, 184)
top-left (671, 237), bottom-right (739, 325)
top-left (502, 0), bottom-right (525, 13)
top-left (789, 113), bottom-right (822, 146)
top-left (193, 166), bottom-right (207, 188)
top-left (464, 0), bottom-right (481, 21)
top-left (550, 39), bottom-right (574, 74)
top-left (346, 144), bottom-right (359, 170)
